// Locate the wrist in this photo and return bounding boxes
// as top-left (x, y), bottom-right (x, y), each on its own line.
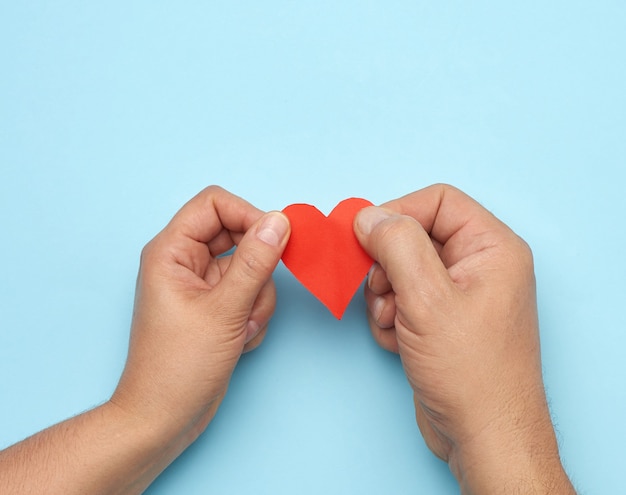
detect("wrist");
top-left (99, 398), bottom-right (206, 490)
top-left (448, 416), bottom-right (575, 495)
top-left (110, 374), bottom-right (224, 449)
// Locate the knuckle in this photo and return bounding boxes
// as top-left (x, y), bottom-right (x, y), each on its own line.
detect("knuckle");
top-left (375, 215), bottom-right (421, 249)
top-left (510, 233), bottom-right (534, 269)
top-left (236, 246), bottom-right (273, 282)
top-left (518, 237), bottom-right (534, 266)
top-left (204, 184), bottom-right (224, 197)
top-left (136, 238), bottom-right (168, 286)
top-left (430, 182), bottom-right (460, 199)
top-left (198, 185), bottom-right (222, 209)
top-left (516, 237), bottom-right (536, 280)
top-left (500, 233), bottom-right (535, 281)
top-left (431, 182), bottom-right (455, 193)
top-left (138, 236), bottom-right (174, 273)
top-left (139, 238), bottom-right (158, 266)
top-left (201, 184), bottom-right (224, 196)
top-left (192, 185), bottom-right (226, 213)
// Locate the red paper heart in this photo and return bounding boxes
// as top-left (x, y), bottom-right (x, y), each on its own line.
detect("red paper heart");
top-left (281, 198), bottom-right (374, 319)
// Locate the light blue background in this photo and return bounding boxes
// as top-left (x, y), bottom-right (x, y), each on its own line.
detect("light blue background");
top-left (1, 2), bottom-right (624, 493)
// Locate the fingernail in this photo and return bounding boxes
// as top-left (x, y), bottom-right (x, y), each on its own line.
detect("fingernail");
top-left (256, 212), bottom-right (289, 247)
top-left (372, 296), bottom-right (385, 323)
top-left (367, 264), bottom-right (378, 289)
top-left (245, 320), bottom-right (260, 343)
top-left (357, 207), bottom-right (392, 235)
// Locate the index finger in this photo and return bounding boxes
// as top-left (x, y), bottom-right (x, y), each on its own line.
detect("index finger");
top-left (165, 185), bottom-right (264, 245)
top-left (382, 184), bottom-right (517, 266)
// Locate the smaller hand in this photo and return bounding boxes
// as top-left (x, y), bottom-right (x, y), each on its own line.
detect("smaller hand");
top-left (112, 186), bottom-right (290, 439)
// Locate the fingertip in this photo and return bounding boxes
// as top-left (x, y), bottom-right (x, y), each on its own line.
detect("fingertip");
top-left (256, 211), bottom-right (290, 248)
top-left (367, 263), bottom-right (393, 295)
top-left (367, 312), bottom-right (400, 354)
top-left (243, 323), bottom-right (268, 353)
top-left (371, 296), bottom-right (386, 323)
top-left (356, 208), bottom-right (454, 304)
top-left (355, 206), bottom-right (393, 236)
top-left (245, 319), bottom-right (261, 343)
top-left (367, 263), bottom-right (377, 289)
top-left (365, 289), bottom-right (396, 329)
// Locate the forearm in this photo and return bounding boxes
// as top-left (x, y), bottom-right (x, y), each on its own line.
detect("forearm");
top-left (0, 401), bottom-right (189, 495)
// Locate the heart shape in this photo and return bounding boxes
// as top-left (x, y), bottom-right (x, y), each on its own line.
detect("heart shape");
top-left (281, 198), bottom-right (374, 319)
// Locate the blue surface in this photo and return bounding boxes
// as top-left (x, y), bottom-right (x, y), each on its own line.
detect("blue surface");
top-left (1, 2), bottom-right (624, 493)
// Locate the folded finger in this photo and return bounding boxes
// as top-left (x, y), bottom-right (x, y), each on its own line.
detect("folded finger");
top-left (367, 263), bottom-right (392, 295)
top-left (364, 286), bottom-right (396, 330)
top-left (367, 311), bottom-right (399, 354)
top-left (381, 184), bottom-right (514, 268)
top-left (167, 185), bottom-right (264, 245)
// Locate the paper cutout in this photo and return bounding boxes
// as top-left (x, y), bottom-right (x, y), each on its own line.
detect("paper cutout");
top-left (281, 198), bottom-right (374, 319)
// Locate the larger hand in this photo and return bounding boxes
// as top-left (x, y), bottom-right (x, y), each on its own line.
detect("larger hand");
top-left (354, 184), bottom-right (575, 494)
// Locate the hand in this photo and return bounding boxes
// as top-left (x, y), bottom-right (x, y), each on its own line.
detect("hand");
top-left (0, 186), bottom-right (291, 495)
top-left (354, 184), bottom-right (575, 494)
top-left (112, 185), bottom-right (290, 443)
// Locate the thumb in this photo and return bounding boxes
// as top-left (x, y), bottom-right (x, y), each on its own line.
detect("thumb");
top-left (218, 211), bottom-right (290, 314)
top-left (354, 206), bottom-right (454, 307)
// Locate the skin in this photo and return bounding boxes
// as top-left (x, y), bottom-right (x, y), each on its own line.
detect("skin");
top-left (0, 186), bottom-right (291, 494)
top-left (0, 184), bottom-right (575, 494)
top-left (353, 184), bottom-right (575, 494)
